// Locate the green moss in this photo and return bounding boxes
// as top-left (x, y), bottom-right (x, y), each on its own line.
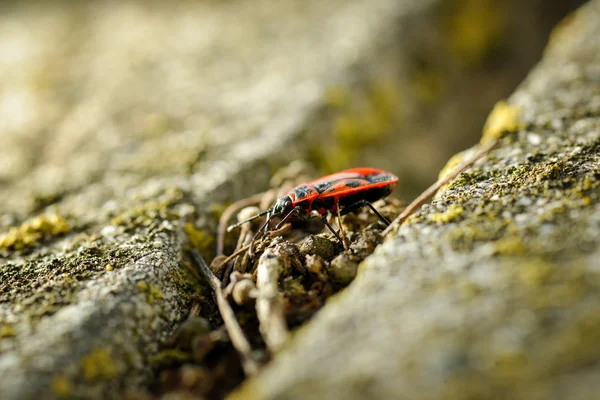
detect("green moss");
top-left (80, 348), bottom-right (118, 382)
top-left (170, 266), bottom-right (205, 307)
top-left (149, 349), bottom-right (191, 366)
top-left (110, 188), bottom-right (184, 230)
top-left (0, 237), bottom-right (145, 326)
top-left (0, 213), bottom-right (70, 251)
top-left (184, 223), bottom-right (215, 261)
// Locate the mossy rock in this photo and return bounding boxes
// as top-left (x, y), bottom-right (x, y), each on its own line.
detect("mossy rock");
top-left (232, 2), bottom-right (600, 399)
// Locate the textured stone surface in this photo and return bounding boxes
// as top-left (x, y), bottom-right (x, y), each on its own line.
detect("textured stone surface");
top-left (0, 0), bottom-right (586, 398)
top-left (0, 0), bottom-right (416, 221)
top-left (0, 222), bottom-right (198, 399)
top-left (0, 0), bottom-right (438, 398)
top-left (232, 2), bottom-right (600, 399)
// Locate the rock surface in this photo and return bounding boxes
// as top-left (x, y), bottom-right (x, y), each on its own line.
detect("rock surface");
top-left (0, 0), bottom-right (587, 398)
top-left (232, 2), bottom-right (600, 399)
top-left (0, 0), bottom-right (444, 398)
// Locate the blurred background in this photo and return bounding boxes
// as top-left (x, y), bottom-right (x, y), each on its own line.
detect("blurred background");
top-left (0, 0), bottom-right (587, 222)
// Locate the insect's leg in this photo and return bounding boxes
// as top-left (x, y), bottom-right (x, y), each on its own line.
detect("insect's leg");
top-left (274, 207), bottom-right (301, 229)
top-left (340, 199), bottom-right (391, 225)
top-left (266, 222), bottom-right (292, 237)
top-left (335, 199), bottom-right (349, 250)
top-left (321, 215), bottom-right (343, 244)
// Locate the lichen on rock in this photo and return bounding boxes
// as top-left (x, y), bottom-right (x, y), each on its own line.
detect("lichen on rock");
top-left (232, 2), bottom-right (600, 399)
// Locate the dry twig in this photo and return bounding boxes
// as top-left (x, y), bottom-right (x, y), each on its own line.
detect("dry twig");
top-left (335, 199), bottom-right (349, 250)
top-left (383, 138), bottom-right (500, 236)
top-left (255, 249), bottom-right (289, 354)
top-left (190, 249), bottom-right (261, 376)
top-left (214, 244), bottom-right (251, 273)
top-left (217, 192), bottom-right (265, 256)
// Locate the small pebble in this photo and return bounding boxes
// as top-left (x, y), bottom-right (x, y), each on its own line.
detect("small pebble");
top-left (299, 234), bottom-right (339, 261)
top-left (328, 253), bottom-right (359, 285)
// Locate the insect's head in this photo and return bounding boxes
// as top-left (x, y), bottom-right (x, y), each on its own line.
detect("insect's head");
top-left (272, 195), bottom-right (293, 216)
top-left (226, 196), bottom-right (293, 232)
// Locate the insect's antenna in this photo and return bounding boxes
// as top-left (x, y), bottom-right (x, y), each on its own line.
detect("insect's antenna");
top-left (227, 209), bottom-right (272, 232)
top-left (257, 211), bottom-right (277, 235)
top-left (248, 211), bottom-right (280, 257)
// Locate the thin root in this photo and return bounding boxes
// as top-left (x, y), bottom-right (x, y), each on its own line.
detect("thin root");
top-left (256, 249), bottom-right (289, 353)
top-left (190, 249), bottom-right (260, 377)
top-left (266, 222), bottom-right (292, 237)
top-left (214, 244), bottom-right (251, 273)
top-left (217, 192), bottom-right (265, 256)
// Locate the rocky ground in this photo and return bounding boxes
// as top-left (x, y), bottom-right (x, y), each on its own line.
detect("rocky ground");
top-left (0, 0), bottom-right (592, 399)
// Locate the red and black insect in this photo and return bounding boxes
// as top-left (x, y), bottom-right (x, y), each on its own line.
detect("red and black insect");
top-left (228, 168), bottom-right (398, 243)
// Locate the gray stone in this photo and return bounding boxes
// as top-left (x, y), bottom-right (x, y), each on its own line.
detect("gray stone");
top-left (0, 0), bottom-right (446, 398)
top-left (232, 1), bottom-right (600, 399)
top-left (0, 0), bottom-right (586, 398)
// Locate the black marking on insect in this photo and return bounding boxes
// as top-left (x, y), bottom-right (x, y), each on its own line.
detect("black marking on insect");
top-left (228, 168), bottom-right (398, 244)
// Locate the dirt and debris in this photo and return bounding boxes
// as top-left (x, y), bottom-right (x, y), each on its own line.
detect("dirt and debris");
top-left (150, 168), bottom-right (402, 399)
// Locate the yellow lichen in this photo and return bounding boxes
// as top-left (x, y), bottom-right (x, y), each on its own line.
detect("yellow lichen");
top-left (0, 323), bottom-right (16, 338)
top-left (105, 264), bottom-right (114, 271)
top-left (0, 213), bottom-right (70, 251)
top-left (404, 214), bottom-right (423, 225)
top-left (582, 176), bottom-right (592, 190)
top-left (51, 375), bottom-right (72, 398)
top-left (137, 281), bottom-right (164, 305)
top-left (518, 260), bottom-right (553, 285)
top-left (80, 348), bottom-right (117, 382)
top-left (147, 285), bottom-right (164, 305)
top-left (480, 101), bottom-right (524, 144)
top-left (429, 204), bottom-right (464, 223)
top-left (493, 236), bottom-right (527, 256)
top-left (137, 281), bottom-right (149, 292)
top-left (438, 150), bottom-right (468, 182)
top-left (110, 194), bottom-right (182, 228)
